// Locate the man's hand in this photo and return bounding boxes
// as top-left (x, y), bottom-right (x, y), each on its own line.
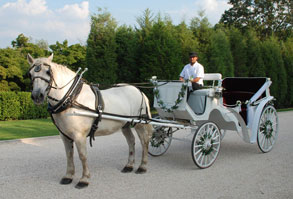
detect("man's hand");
top-left (191, 77), bottom-right (200, 83)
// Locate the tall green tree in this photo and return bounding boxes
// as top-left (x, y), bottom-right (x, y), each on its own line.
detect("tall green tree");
top-left (261, 36), bottom-right (287, 107)
top-left (209, 29), bottom-right (234, 77)
top-left (190, 10), bottom-right (213, 69)
top-left (220, 0), bottom-right (292, 39)
top-left (282, 37), bottom-right (293, 106)
top-left (86, 8), bottom-right (118, 85)
top-left (136, 15), bottom-right (182, 80)
top-left (228, 27), bottom-right (248, 77)
top-left (0, 48), bottom-right (24, 91)
top-left (175, 22), bottom-right (199, 66)
top-left (245, 29), bottom-right (266, 77)
top-left (49, 40), bottom-right (86, 71)
top-left (11, 33), bottom-right (30, 48)
top-left (115, 25), bottom-right (138, 83)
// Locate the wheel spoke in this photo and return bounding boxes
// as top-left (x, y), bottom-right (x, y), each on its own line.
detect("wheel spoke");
top-left (196, 151), bottom-right (203, 163)
top-left (268, 137), bottom-right (273, 146)
top-left (212, 134), bottom-right (220, 141)
top-left (260, 134), bottom-right (265, 148)
top-left (212, 141), bottom-right (220, 146)
top-left (194, 148), bottom-right (202, 157)
top-left (200, 154), bottom-right (205, 166)
top-left (193, 144), bottom-right (203, 148)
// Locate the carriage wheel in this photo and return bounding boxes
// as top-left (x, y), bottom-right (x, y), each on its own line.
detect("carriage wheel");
top-left (257, 105), bottom-right (279, 153)
top-left (148, 125), bottom-right (173, 157)
top-left (191, 122), bottom-right (221, 169)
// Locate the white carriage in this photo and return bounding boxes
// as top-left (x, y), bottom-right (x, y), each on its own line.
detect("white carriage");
top-left (149, 74), bottom-right (279, 168)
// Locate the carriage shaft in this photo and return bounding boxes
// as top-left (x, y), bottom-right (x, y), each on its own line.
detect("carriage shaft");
top-left (71, 110), bottom-right (194, 129)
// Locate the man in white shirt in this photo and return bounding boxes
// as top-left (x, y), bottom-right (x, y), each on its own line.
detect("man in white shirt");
top-left (179, 52), bottom-right (204, 90)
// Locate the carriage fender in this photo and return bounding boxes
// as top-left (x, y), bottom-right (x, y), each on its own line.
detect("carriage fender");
top-left (208, 107), bottom-right (251, 143)
top-left (249, 96), bottom-right (274, 143)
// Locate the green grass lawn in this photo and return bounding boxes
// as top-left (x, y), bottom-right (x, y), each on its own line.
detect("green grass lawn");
top-left (0, 108), bottom-right (291, 141)
top-left (0, 118), bottom-right (58, 141)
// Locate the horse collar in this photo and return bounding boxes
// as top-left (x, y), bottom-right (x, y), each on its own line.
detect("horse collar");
top-left (48, 75), bottom-right (83, 114)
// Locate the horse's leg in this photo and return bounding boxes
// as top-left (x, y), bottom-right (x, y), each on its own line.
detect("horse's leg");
top-left (74, 135), bottom-right (90, 189)
top-left (60, 134), bottom-right (75, 185)
top-left (134, 123), bottom-right (152, 174)
top-left (121, 123), bottom-right (135, 173)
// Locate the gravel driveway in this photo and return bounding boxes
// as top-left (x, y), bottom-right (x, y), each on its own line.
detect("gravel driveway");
top-left (0, 111), bottom-right (292, 199)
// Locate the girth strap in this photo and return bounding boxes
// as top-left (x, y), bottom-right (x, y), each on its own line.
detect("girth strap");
top-left (88, 85), bottom-right (104, 147)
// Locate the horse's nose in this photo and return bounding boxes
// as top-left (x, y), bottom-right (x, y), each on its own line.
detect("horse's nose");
top-left (31, 90), bottom-right (44, 104)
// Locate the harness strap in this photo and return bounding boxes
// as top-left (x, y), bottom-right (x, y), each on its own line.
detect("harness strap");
top-left (47, 75), bottom-right (84, 142)
top-left (49, 114), bottom-right (73, 142)
top-left (88, 85), bottom-right (104, 147)
top-left (48, 75), bottom-right (83, 114)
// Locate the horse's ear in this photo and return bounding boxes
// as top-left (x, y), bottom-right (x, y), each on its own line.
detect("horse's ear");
top-left (48, 53), bottom-right (54, 62)
top-left (27, 53), bottom-right (34, 65)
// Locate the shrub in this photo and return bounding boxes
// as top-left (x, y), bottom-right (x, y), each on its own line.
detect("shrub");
top-left (0, 91), bottom-right (48, 121)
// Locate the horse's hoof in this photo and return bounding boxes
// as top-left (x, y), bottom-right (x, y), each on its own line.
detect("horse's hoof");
top-left (135, 167), bottom-right (147, 174)
top-left (75, 182), bottom-right (89, 189)
top-left (121, 166), bottom-right (133, 173)
top-left (60, 178), bottom-right (73, 185)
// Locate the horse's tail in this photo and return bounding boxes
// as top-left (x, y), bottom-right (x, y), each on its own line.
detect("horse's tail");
top-left (142, 92), bottom-right (152, 120)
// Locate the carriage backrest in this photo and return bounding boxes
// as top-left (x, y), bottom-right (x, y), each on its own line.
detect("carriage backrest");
top-left (203, 73), bottom-right (222, 87)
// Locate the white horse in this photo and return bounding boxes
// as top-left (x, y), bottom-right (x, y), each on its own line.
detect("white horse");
top-left (27, 54), bottom-right (153, 189)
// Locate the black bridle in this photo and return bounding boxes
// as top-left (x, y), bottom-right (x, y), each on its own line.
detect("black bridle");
top-left (28, 63), bottom-right (53, 94)
top-left (28, 63), bottom-right (83, 102)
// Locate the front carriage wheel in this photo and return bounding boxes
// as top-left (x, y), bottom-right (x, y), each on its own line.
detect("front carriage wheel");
top-left (191, 122), bottom-right (221, 169)
top-left (148, 125), bottom-right (173, 157)
top-left (257, 105), bottom-right (279, 153)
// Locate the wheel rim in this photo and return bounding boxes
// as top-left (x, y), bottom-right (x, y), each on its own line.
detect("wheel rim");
top-left (257, 105), bottom-right (279, 153)
top-left (148, 126), bottom-right (172, 156)
top-left (192, 122), bottom-right (221, 168)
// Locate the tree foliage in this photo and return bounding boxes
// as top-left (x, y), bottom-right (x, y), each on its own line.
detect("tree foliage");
top-left (245, 29), bottom-right (266, 77)
top-left (282, 38), bottom-right (293, 106)
top-left (261, 36), bottom-right (287, 107)
top-left (220, 0), bottom-right (293, 39)
top-left (115, 25), bottom-right (138, 83)
top-left (86, 8), bottom-right (118, 85)
top-left (50, 40), bottom-right (86, 71)
top-left (190, 10), bottom-right (213, 68)
top-left (228, 27), bottom-right (248, 77)
top-left (209, 29), bottom-right (234, 77)
top-left (0, 48), bottom-right (24, 91)
top-left (136, 14), bottom-right (182, 80)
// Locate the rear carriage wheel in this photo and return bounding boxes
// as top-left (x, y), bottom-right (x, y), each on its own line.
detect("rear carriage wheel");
top-left (148, 125), bottom-right (173, 157)
top-left (191, 122), bottom-right (221, 169)
top-left (257, 105), bottom-right (279, 153)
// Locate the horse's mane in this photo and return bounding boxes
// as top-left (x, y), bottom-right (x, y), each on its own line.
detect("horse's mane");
top-left (51, 61), bottom-right (75, 76)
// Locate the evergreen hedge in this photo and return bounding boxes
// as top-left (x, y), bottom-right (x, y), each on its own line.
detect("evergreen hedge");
top-left (0, 92), bottom-right (48, 121)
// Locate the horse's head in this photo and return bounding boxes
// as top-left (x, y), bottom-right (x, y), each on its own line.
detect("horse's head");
top-left (27, 54), bottom-right (54, 105)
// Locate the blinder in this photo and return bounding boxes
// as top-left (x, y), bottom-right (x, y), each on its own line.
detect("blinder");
top-left (28, 62), bottom-right (53, 92)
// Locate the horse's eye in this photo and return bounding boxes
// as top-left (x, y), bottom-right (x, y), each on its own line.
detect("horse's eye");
top-left (34, 65), bottom-right (41, 72)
